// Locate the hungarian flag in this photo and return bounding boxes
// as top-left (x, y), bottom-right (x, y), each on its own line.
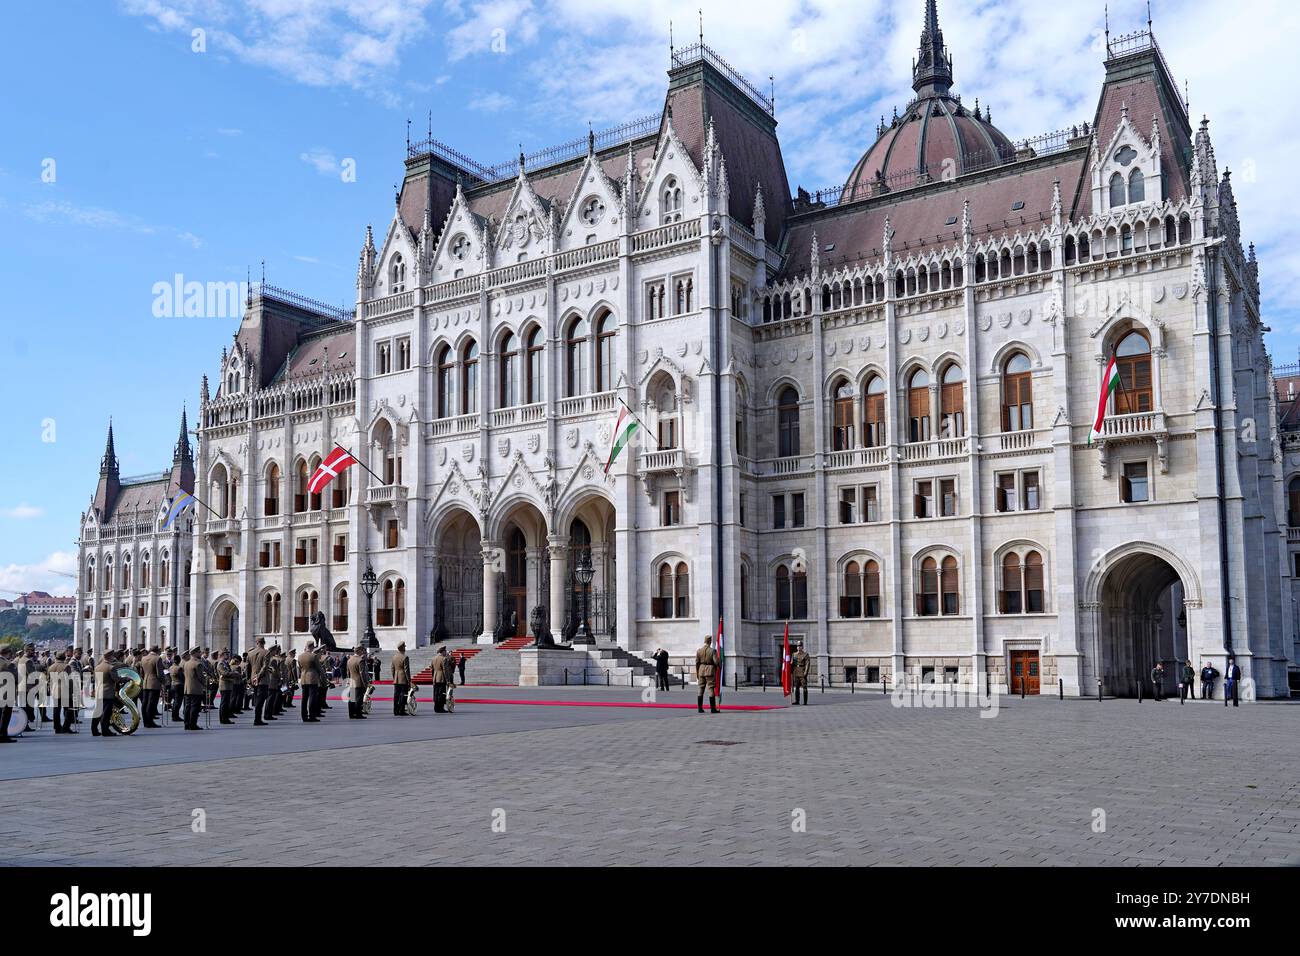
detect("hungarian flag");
top-left (1089, 353), bottom-right (1121, 445)
top-left (604, 405), bottom-right (638, 474)
top-left (309, 446), bottom-right (357, 494)
top-left (163, 490), bottom-right (194, 529)
top-left (780, 622), bottom-right (792, 696)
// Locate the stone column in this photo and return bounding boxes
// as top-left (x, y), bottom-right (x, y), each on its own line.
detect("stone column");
top-left (548, 536), bottom-right (568, 641)
top-left (480, 539), bottom-right (499, 645)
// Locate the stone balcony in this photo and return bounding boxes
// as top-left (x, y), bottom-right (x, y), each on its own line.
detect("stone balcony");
top-left (365, 484), bottom-right (409, 506)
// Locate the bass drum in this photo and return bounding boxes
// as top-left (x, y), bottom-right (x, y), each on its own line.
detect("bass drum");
top-left (406, 686), bottom-right (418, 714)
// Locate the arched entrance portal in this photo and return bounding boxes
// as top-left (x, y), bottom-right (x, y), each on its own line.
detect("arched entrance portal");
top-left (1098, 551), bottom-right (1191, 697)
top-left (209, 599), bottom-right (239, 654)
top-left (561, 496), bottom-right (616, 643)
top-left (495, 501), bottom-right (548, 640)
top-left (431, 508), bottom-right (482, 644)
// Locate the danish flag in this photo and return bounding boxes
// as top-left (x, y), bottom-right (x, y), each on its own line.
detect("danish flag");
top-left (308, 446), bottom-right (357, 495)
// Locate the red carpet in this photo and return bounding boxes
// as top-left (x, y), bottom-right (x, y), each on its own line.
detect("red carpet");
top-left (325, 692), bottom-right (779, 711)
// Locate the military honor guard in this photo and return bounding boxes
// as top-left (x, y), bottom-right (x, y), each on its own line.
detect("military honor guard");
top-left (790, 642), bottom-right (811, 706)
top-left (0, 645), bottom-right (18, 743)
top-left (92, 649), bottom-right (120, 738)
top-left (391, 642), bottom-right (411, 716)
top-left (297, 641), bottom-right (322, 722)
top-left (346, 645), bottom-right (368, 719)
top-left (169, 651), bottom-right (187, 723)
top-left (695, 635), bottom-right (719, 714)
top-left (181, 649), bottom-right (207, 730)
top-left (431, 646), bottom-right (451, 713)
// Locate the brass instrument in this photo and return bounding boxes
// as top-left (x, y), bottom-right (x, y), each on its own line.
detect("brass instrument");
top-left (361, 682), bottom-right (375, 715)
top-left (406, 685), bottom-right (418, 715)
top-left (109, 665), bottom-right (143, 735)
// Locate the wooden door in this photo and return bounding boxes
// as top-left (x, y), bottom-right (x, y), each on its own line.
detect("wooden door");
top-left (1009, 650), bottom-right (1040, 695)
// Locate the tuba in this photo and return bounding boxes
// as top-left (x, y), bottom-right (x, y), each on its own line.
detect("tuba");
top-left (109, 665), bottom-right (143, 735)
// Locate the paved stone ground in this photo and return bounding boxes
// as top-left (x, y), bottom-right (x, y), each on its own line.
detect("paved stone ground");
top-left (1, 688), bottom-right (1296, 866)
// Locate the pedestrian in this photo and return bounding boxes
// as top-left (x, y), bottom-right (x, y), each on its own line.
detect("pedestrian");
top-left (1179, 658), bottom-right (1196, 704)
top-left (652, 648), bottom-right (670, 691)
top-left (1223, 657), bottom-right (1241, 707)
top-left (457, 651), bottom-right (466, 686)
top-left (1200, 661), bottom-right (1218, 700)
top-left (695, 634), bottom-right (719, 714)
top-left (1149, 661), bottom-right (1165, 701)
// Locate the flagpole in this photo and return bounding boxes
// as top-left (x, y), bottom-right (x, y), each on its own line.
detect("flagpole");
top-left (615, 396), bottom-right (662, 451)
top-left (174, 484), bottom-right (220, 519)
top-left (335, 444), bottom-right (385, 486)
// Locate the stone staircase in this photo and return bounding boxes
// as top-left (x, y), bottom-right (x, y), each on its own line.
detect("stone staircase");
top-left (383, 640), bottom-right (662, 688)
top-left (579, 645), bottom-right (660, 686)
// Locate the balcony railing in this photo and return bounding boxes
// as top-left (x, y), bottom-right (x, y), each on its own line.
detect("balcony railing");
top-left (641, 448), bottom-right (685, 473)
top-left (206, 518), bottom-right (235, 535)
top-left (558, 390), bottom-right (616, 418)
top-left (824, 447), bottom-right (889, 469)
top-left (429, 412), bottom-right (480, 438)
top-left (366, 484), bottom-right (409, 506)
top-left (1099, 411), bottom-right (1166, 440)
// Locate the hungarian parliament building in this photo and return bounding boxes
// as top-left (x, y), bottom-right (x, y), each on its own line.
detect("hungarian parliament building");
top-left (76, 3), bottom-right (1298, 697)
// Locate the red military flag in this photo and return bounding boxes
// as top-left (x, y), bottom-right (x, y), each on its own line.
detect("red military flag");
top-left (780, 621), bottom-right (792, 697)
top-left (308, 446), bottom-right (358, 495)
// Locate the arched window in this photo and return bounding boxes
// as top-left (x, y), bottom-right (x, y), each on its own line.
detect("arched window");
top-left (499, 331), bottom-right (519, 407)
top-left (1001, 353), bottom-right (1033, 431)
top-left (775, 563), bottom-right (808, 620)
top-left (160, 551), bottom-right (171, 588)
top-left (565, 317), bottom-right (588, 397)
top-left (389, 254), bottom-right (405, 293)
top-left (85, 557), bottom-right (95, 591)
top-left (1289, 477), bottom-right (1300, 527)
top-left (294, 459), bottom-right (309, 512)
top-left (941, 556), bottom-right (959, 615)
top-left (1114, 331), bottom-right (1153, 414)
top-left (661, 176), bottom-right (682, 224)
top-left (334, 587), bottom-right (350, 631)
top-left (436, 345), bottom-right (454, 418)
top-left (122, 554), bottom-right (132, 590)
top-left (1128, 168), bottom-right (1145, 204)
top-left (917, 554), bottom-right (959, 616)
top-left (863, 375), bottom-right (886, 447)
top-left (740, 562), bottom-right (750, 619)
top-left (595, 311), bottom-right (616, 391)
top-left (777, 386), bottom-right (800, 457)
top-left (331, 462), bottom-right (350, 509)
top-left (940, 364), bottom-right (965, 438)
top-left (917, 557), bottom-right (938, 616)
top-left (654, 562), bottom-right (673, 619)
top-left (841, 560), bottom-right (862, 617)
top-left (1109, 172), bottom-right (1125, 209)
top-left (262, 590), bottom-right (281, 633)
top-left (907, 369), bottom-right (931, 442)
top-left (864, 560), bottom-right (881, 617)
top-left (1000, 553), bottom-right (1022, 613)
top-left (674, 562), bottom-right (690, 618)
top-left (655, 379), bottom-right (679, 449)
top-left (379, 577), bottom-right (406, 627)
top-left (525, 326), bottom-right (544, 404)
top-left (296, 589), bottom-right (319, 632)
top-left (461, 340), bottom-right (479, 415)
top-left (265, 463), bottom-right (281, 516)
top-left (373, 418), bottom-right (399, 486)
top-left (140, 552), bottom-right (150, 589)
top-left (735, 382), bottom-right (749, 458)
top-left (1025, 551), bottom-right (1044, 613)
top-left (832, 379), bottom-right (854, 451)
top-left (307, 455), bottom-right (322, 511)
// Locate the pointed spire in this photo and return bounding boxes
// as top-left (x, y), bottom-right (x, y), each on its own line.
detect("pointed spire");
top-left (912, 0), bottom-right (953, 97)
top-left (1051, 180), bottom-right (1062, 228)
top-left (100, 420), bottom-right (119, 478)
top-left (810, 232), bottom-right (820, 279)
top-left (173, 407), bottom-right (192, 465)
top-left (753, 183), bottom-right (766, 242)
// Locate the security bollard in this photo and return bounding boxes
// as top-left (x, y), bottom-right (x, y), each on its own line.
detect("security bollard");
top-left (563, 668), bottom-right (568, 686)
top-left (851, 677), bottom-right (855, 695)
top-left (1059, 678), bottom-right (1064, 700)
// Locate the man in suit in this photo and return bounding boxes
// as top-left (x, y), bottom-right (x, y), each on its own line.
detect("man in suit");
top-left (92, 649), bottom-right (121, 738)
top-left (431, 646), bottom-right (450, 713)
top-left (247, 637), bottom-right (274, 726)
top-left (296, 641), bottom-right (321, 722)
top-left (347, 646), bottom-right (368, 719)
top-left (1224, 657), bottom-right (1241, 707)
top-left (1200, 661), bottom-right (1218, 700)
top-left (391, 642), bottom-right (411, 716)
top-left (695, 634), bottom-right (719, 714)
top-left (139, 646), bottom-right (162, 727)
top-left (182, 650), bottom-right (208, 730)
top-left (652, 648), bottom-right (671, 692)
top-left (0, 645), bottom-right (19, 742)
top-left (791, 642), bottom-right (811, 706)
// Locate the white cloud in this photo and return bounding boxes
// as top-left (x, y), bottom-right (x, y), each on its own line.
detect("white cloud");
top-left (0, 551), bottom-right (77, 595)
top-left (444, 0), bottom-right (540, 62)
top-left (469, 91), bottom-right (514, 113)
top-left (5, 504), bottom-right (44, 520)
top-left (24, 199), bottom-right (202, 249)
top-left (293, 254), bottom-right (321, 264)
top-left (300, 147), bottom-right (340, 176)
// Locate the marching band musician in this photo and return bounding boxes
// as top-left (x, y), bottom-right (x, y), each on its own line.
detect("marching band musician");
top-left (18, 643), bottom-right (47, 726)
top-left (248, 637), bottom-right (274, 726)
top-left (47, 652), bottom-right (78, 734)
top-left (169, 651), bottom-right (187, 724)
top-left (181, 649), bottom-right (207, 731)
top-left (268, 646), bottom-right (285, 717)
top-left (297, 640), bottom-right (322, 722)
top-left (139, 645), bottom-right (163, 728)
top-left (346, 645), bottom-right (368, 719)
top-left (391, 642), bottom-right (411, 716)
top-left (217, 650), bottom-right (238, 724)
top-left (92, 649), bottom-right (121, 738)
top-left (0, 645), bottom-right (18, 743)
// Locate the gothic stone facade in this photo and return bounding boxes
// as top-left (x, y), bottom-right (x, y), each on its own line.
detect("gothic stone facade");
top-left (78, 5), bottom-right (1297, 697)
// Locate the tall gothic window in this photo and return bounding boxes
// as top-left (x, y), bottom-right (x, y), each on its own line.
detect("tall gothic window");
top-left (1128, 168), bottom-right (1145, 204)
top-left (525, 326), bottom-right (544, 404)
top-left (777, 387), bottom-right (800, 457)
top-left (1114, 331), bottom-right (1153, 414)
top-left (1109, 172), bottom-right (1126, 209)
top-left (940, 364), bottom-right (965, 438)
top-left (566, 317), bottom-right (588, 397)
top-left (863, 375), bottom-right (886, 447)
top-left (595, 310), bottom-right (616, 391)
top-left (461, 340), bottom-right (479, 415)
top-left (436, 345), bottom-right (454, 418)
top-left (1002, 353), bottom-right (1033, 431)
top-left (907, 369), bottom-right (931, 442)
top-left (499, 331), bottom-right (519, 408)
top-left (832, 379), bottom-right (854, 451)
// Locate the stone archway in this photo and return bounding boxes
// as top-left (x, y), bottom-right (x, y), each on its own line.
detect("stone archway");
top-left (209, 598), bottom-right (240, 654)
top-left (430, 507), bottom-right (483, 645)
top-left (1097, 551), bottom-right (1192, 698)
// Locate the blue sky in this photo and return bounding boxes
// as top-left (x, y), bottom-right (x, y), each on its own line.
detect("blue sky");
top-left (1, 0), bottom-right (1295, 593)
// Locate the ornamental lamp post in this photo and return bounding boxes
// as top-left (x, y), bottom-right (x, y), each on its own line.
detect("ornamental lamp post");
top-left (574, 551), bottom-right (595, 645)
top-left (361, 562), bottom-right (379, 650)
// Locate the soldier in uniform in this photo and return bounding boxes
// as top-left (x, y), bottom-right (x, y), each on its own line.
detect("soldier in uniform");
top-left (296, 641), bottom-right (322, 722)
top-left (47, 652), bottom-right (77, 734)
top-left (92, 649), bottom-right (121, 737)
top-left (18, 643), bottom-right (46, 726)
top-left (346, 646), bottom-right (368, 719)
top-left (217, 650), bottom-right (237, 724)
top-left (431, 646), bottom-right (450, 713)
top-left (182, 649), bottom-right (207, 730)
top-left (169, 651), bottom-right (187, 723)
top-left (247, 637), bottom-right (273, 726)
top-left (790, 641), bottom-right (811, 706)
top-left (391, 642), bottom-right (411, 716)
top-left (138, 645), bottom-right (162, 727)
top-left (695, 634), bottom-right (719, 714)
top-left (0, 645), bottom-right (19, 742)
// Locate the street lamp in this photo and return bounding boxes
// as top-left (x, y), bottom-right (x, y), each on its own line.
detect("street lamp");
top-left (573, 550), bottom-right (595, 645)
top-left (360, 562), bottom-right (379, 650)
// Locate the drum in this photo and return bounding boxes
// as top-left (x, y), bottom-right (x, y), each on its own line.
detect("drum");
top-left (406, 687), bottom-right (418, 715)
top-left (4, 708), bottom-right (29, 737)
